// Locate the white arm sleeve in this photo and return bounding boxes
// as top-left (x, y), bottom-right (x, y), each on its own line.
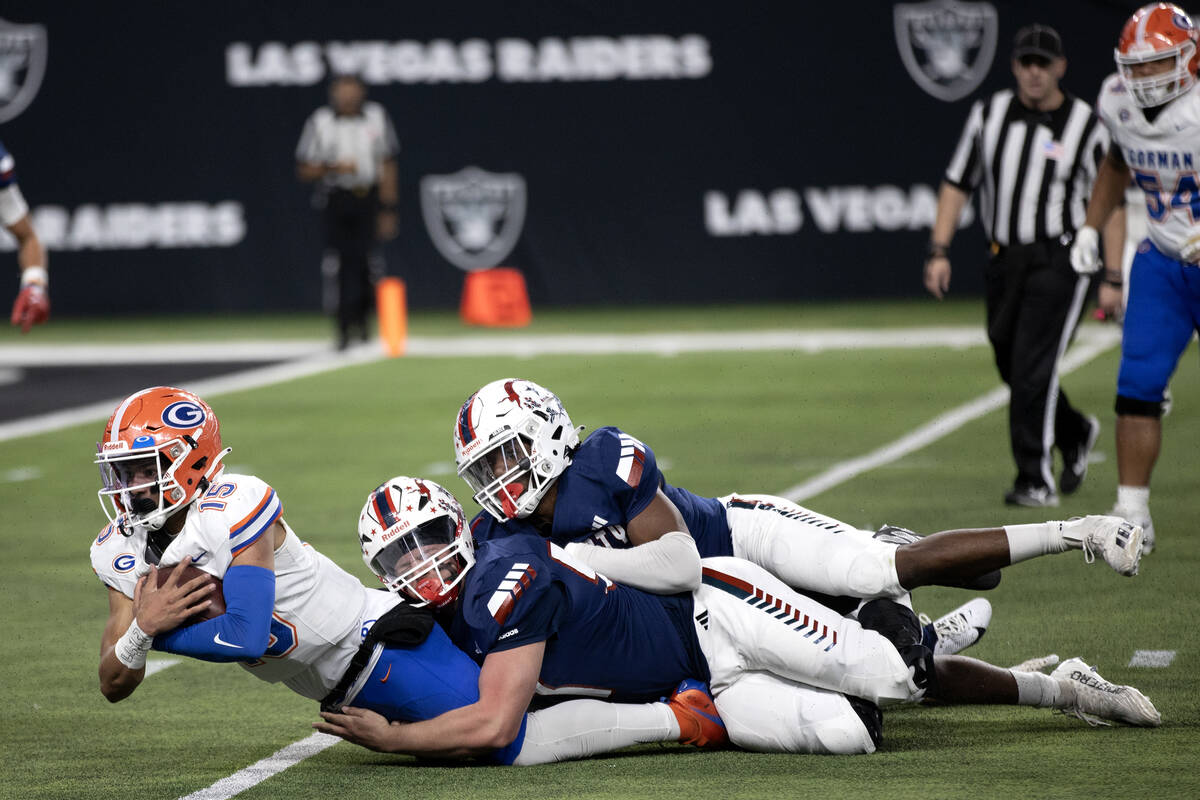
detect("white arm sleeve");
top-left (563, 531), bottom-right (701, 594)
top-left (0, 184), bottom-right (29, 227)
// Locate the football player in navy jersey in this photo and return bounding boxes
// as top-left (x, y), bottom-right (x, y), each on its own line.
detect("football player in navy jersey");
top-left (451, 378), bottom-right (1147, 625)
top-left (316, 476), bottom-right (1160, 760)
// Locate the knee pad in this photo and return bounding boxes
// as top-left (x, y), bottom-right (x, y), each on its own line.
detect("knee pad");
top-left (857, 599), bottom-right (938, 698)
top-left (843, 546), bottom-right (902, 598)
top-left (1115, 394), bottom-right (1164, 418)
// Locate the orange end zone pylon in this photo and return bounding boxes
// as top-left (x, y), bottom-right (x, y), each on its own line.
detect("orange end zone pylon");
top-left (376, 276), bottom-right (407, 356)
top-left (459, 267), bottom-right (532, 327)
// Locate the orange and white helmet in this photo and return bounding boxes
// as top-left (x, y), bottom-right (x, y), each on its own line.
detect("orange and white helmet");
top-left (95, 387), bottom-right (230, 534)
top-left (1115, 3), bottom-right (1199, 107)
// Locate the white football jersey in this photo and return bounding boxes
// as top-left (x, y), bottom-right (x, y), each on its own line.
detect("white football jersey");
top-left (1097, 75), bottom-right (1200, 262)
top-left (90, 472), bottom-right (400, 700)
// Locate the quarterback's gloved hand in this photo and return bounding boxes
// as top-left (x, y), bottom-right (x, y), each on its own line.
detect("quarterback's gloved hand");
top-left (1181, 231), bottom-right (1200, 265)
top-left (1070, 226), bottom-right (1101, 274)
top-left (10, 267), bottom-right (49, 333)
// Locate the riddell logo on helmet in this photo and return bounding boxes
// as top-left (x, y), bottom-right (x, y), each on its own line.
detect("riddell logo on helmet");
top-left (101, 441), bottom-right (129, 453)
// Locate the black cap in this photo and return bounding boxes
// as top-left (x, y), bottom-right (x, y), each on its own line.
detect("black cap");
top-left (1013, 24), bottom-right (1064, 60)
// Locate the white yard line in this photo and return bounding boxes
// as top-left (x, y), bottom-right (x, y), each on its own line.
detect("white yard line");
top-left (782, 326), bottom-right (1121, 502)
top-left (175, 733), bottom-right (342, 800)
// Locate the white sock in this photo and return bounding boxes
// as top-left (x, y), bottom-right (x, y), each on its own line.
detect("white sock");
top-left (1004, 522), bottom-right (1068, 563)
top-left (512, 700), bottom-right (677, 765)
top-left (1012, 669), bottom-right (1069, 708)
top-left (1116, 485), bottom-right (1150, 513)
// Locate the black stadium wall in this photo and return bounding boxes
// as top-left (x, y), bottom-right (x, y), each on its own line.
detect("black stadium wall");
top-left (0, 1), bottom-right (1141, 314)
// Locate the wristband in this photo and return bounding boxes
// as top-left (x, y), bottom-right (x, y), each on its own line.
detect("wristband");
top-left (20, 266), bottom-right (48, 288)
top-left (926, 242), bottom-right (949, 260)
top-left (1101, 270), bottom-right (1123, 287)
top-left (114, 619), bottom-right (154, 670)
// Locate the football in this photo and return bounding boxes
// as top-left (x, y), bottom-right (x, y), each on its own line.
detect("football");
top-left (154, 562), bottom-right (226, 624)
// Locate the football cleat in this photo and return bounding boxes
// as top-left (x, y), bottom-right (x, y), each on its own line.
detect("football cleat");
top-left (1050, 657), bottom-right (1161, 727)
top-left (1060, 515), bottom-right (1144, 576)
top-left (1059, 416), bottom-right (1100, 495)
top-left (920, 598), bottom-right (992, 656)
top-left (1009, 653), bottom-right (1060, 673)
top-left (1111, 504), bottom-right (1155, 555)
top-left (663, 679), bottom-right (728, 749)
top-left (1004, 483), bottom-right (1059, 508)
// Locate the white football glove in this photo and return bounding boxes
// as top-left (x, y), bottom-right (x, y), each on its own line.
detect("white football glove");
top-left (1181, 230), bottom-right (1200, 265)
top-left (1070, 226), bottom-right (1101, 274)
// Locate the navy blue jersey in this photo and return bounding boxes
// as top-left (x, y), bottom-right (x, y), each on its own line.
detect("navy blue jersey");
top-left (551, 426), bottom-right (733, 557)
top-left (452, 527), bottom-right (708, 703)
top-left (0, 140), bottom-right (17, 188)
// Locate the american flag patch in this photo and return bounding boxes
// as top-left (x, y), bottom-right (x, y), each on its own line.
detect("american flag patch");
top-left (1043, 140), bottom-right (1064, 160)
top-left (487, 562), bottom-right (537, 625)
top-left (615, 433), bottom-right (646, 487)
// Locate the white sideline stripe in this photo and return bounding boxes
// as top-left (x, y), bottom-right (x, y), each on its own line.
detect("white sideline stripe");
top-left (0, 327), bottom-right (990, 443)
top-left (0, 326), bottom-right (1120, 445)
top-left (1128, 650), bottom-right (1176, 667)
top-left (780, 326), bottom-right (1121, 502)
top-left (144, 658), bottom-right (181, 677)
top-left (0, 327), bottom-right (988, 367)
top-left (176, 733), bottom-right (341, 800)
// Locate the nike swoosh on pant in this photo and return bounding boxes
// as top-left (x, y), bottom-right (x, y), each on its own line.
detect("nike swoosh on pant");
top-left (213, 632), bottom-right (243, 649)
top-left (380, 664), bottom-right (392, 683)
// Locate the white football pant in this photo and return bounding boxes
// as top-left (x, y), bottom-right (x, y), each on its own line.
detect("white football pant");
top-left (723, 494), bottom-right (905, 599)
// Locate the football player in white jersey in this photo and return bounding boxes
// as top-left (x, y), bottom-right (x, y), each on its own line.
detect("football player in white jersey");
top-left (91, 387), bottom-right (726, 765)
top-left (1070, 2), bottom-right (1200, 554)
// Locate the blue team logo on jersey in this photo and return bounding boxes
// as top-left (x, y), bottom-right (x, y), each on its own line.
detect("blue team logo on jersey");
top-left (894, 1), bottom-right (998, 102)
top-left (162, 401), bottom-right (206, 428)
top-left (0, 18), bottom-right (48, 124)
top-left (112, 553), bottom-right (136, 573)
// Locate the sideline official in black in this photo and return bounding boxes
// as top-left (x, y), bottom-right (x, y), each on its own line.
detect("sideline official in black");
top-left (297, 74), bottom-right (399, 350)
top-left (924, 25), bottom-right (1113, 508)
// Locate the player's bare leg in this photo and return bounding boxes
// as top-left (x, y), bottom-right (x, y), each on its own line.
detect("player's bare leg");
top-left (895, 514), bottom-right (1145, 586)
top-left (926, 655), bottom-right (1160, 727)
top-left (1113, 414), bottom-right (1159, 553)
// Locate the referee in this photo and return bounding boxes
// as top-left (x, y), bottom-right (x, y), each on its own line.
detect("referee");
top-left (924, 25), bottom-right (1110, 508)
top-left (297, 74), bottom-right (399, 350)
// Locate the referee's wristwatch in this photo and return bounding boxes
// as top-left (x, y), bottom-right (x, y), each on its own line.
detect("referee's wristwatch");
top-left (926, 241), bottom-right (950, 261)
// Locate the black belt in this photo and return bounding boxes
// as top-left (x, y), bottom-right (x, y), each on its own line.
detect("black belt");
top-left (320, 599), bottom-right (436, 713)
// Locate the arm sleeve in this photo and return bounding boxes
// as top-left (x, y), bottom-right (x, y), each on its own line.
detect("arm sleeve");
top-left (0, 184), bottom-right (29, 228)
top-left (563, 531), bottom-right (701, 594)
top-left (944, 100), bottom-right (984, 192)
top-left (295, 113), bottom-right (320, 161)
top-left (152, 564), bottom-right (275, 662)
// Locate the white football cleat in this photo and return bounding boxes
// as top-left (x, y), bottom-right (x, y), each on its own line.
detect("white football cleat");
top-left (1050, 657), bottom-right (1161, 727)
top-left (1111, 504), bottom-right (1155, 555)
top-left (921, 598), bottom-right (992, 656)
top-left (1060, 516), bottom-right (1144, 577)
top-left (1009, 653), bottom-right (1060, 673)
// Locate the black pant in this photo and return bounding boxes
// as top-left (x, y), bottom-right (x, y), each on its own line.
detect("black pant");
top-left (324, 186), bottom-right (378, 342)
top-left (984, 239), bottom-right (1092, 491)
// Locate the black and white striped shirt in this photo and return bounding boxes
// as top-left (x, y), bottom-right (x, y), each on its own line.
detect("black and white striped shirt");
top-left (945, 90), bottom-right (1109, 247)
top-left (295, 101), bottom-right (399, 191)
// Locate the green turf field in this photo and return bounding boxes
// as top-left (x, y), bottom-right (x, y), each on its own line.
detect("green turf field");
top-left (1, 302), bottom-right (1196, 800)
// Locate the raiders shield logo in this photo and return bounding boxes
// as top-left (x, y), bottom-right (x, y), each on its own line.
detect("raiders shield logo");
top-left (894, 1), bottom-right (997, 102)
top-left (0, 18), bottom-right (47, 123)
top-left (420, 166), bottom-right (527, 272)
